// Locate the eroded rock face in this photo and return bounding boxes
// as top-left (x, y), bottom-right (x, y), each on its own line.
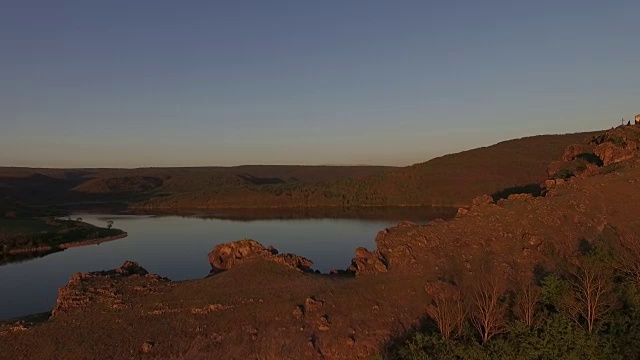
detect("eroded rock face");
top-left (472, 194), bottom-right (494, 207)
top-left (545, 126), bottom-right (640, 183)
top-left (347, 245), bottom-right (388, 275)
top-left (562, 144), bottom-right (594, 161)
top-left (594, 142), bottom-right (635, 166)
top-left (116, 261), bottom-right (149, 276)
top-left (506, 193), bottom-right (534, 202)
top-left (208, 239), bottom-right (313, 273)
top-left (52, 261), bottom-right (167, 317)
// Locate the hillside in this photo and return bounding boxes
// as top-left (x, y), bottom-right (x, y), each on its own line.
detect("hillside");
top-left (2, 125), bottom-right (640, 359)
top-left (355, 131), bottom-right (603, 206)
top-left (136, 131), bottom-right (601, 208)
top-left (0, 165), bottom-right (393, 207)
top-left (0, 131), bottom-right (600, 210)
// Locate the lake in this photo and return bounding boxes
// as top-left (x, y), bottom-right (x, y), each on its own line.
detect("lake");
top-left (0, 207), bottom-right (455, 320)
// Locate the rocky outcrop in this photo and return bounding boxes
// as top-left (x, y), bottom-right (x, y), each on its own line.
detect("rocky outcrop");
top-left (546, 125), bottom-right (640, 182)
top-left (347, 246), bottom-right (388, 275)
top-left (208, 239), bottom-right (313, 273)
top-left (543, 178), bottom-right (565, 190)
top-left (52, 261), bottom-right (167, 317)
top-left (562, 143), bottom-right (594, 161)
top-left (472, 194), bottom-right (494, 207)
top-left (506, 193), bottom-right (534, 202)
top-left (594, 142), bottom-right (635, 166)
top-left (115, 260), bottom-right (149, 276)
top-left (456, 194), bottom-right (496, 217)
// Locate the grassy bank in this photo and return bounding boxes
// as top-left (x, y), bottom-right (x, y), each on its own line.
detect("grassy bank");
top-left (0, 218), bottom-right (125, 255)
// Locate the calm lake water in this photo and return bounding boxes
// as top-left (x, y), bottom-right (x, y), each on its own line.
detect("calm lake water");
top-left (0, 208), bottom-right (454, 320)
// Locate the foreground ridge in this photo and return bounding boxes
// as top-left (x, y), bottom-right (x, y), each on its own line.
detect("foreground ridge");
top-left (2, 126), bottom-right (640, 359)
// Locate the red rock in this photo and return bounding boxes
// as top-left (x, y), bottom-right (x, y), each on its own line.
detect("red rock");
top-left (506, 193), bottom-right (534, 202)
top-left (355, 247), bottom-right (370, 258)
top-left (594, 143), bottom-right (635, 166)
top-left (304, 297), bottom-right (324, 312)
top-left (562, 144), bottom-right (588, 161)
top-left (472, 194), bottom-right (493, 207)
top-left (208, 239), bottom-right (313, 273)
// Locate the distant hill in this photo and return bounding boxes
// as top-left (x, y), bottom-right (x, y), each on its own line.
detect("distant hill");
top-left (0, 131), bottom-right (602, 209)
top-left (0, 165), bottom-right (393, 207)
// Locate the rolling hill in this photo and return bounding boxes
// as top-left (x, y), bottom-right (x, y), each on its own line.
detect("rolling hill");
top-left (0, 130), bottom-right (602, 210)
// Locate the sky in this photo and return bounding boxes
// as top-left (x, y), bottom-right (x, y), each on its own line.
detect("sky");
top-left (1, 0), bottom-right (638, 168)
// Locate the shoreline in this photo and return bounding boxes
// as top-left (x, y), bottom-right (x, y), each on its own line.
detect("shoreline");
top-left (129, 203), bottom-right (468, 210)
top-left (3, 233), bottom-right (128, 255)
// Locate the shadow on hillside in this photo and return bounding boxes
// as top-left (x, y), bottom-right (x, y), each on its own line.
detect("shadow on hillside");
top-left (491, 183), bottom-right (543, 201)
top-left (237, 174), bottom-right (286, 185)
top-left (0, 173), bottom-right (157, 207)
top-left (0, 174), bottom-right (83, 203)
top-left (576, 152), bottom-right (604, 166)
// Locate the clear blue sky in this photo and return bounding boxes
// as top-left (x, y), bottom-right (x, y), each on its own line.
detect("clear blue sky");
top-left (1, 0), bottom-right (638, 168)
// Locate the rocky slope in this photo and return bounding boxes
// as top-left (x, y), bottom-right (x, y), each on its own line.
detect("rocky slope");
top-left (1, 126), bottom-right (638, 359)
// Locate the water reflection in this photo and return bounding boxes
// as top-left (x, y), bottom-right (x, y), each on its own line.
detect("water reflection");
top-left (0, 207), bottom-right (454, 320)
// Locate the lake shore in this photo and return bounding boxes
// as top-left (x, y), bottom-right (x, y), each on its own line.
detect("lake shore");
top-left (3, 233), bottom-right (128, 255)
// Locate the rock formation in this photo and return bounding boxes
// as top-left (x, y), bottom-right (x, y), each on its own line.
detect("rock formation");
top-left (546, 124), bottom-right (640, 182)
top-left (52, 261), bottom-right (168, 317)
top-left (208, 239), bottom-right (313, 273)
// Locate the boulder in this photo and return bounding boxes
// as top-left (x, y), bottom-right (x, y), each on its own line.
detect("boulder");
top-left (141, 341), bottom-right (154, 353)
top-left (562, 144), bottom-right (593, 161)
top-left (272, 253), bottom-right (313, 271)
top-left (208, 239), bottom-right (276, 271)
top-left (348, 251), bottom-right (388, 275)
top-left (594, 143), bottom-right (635, 166)
top-left (472, 194), bottom-right (494, 207)
top-left (115, 261), bottom-right (148, 276)
top-left (546, 161), bottom-right (567, 178)
top-left (304, 297), bottom-right (324, 312)
top-left (355, 247), bottom-right (370, 258)
top-left (208, 239), bottom-right (313, 273)
top-left (506, 193), bottom-right (534, 202)
top-left (456, 207), bottom-right (469, 217)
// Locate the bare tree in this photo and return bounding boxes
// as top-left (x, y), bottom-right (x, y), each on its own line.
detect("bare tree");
top-left (465, 268), bottom-right (509, 343)
top-left (425, 281), bottom-right (467, 339)
top-left (106, 220), bottom-right (114, 229)
top-left (561, 261), bottom-right (615, 333)
top-left (513, 280), bottom-right (542, 328)
top-left (613, 233), bottom-right (640, 290)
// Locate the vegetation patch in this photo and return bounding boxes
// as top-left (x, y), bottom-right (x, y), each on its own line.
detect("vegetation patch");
top-left (378, 238), bottom-right (640, 360)
top-left (0, 218), bottom-right (124, 255)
